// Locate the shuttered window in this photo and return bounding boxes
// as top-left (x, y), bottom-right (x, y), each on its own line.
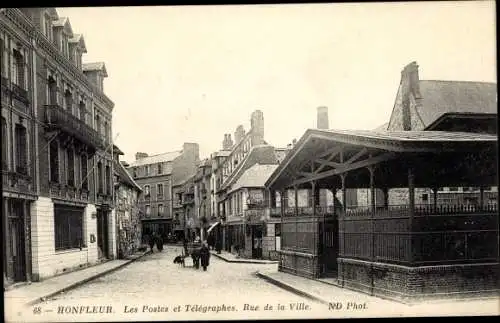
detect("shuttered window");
top-left (15, 124), bottom-right (27, 174)
top-left (54, 205), bottom-right (84, 250)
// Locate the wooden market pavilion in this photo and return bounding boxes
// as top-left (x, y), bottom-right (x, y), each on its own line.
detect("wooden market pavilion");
top-left (265, 128), bottom-right (498, 301)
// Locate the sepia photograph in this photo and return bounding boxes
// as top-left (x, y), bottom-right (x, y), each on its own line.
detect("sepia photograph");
top-left (1, 1), bottom-right (498, 321)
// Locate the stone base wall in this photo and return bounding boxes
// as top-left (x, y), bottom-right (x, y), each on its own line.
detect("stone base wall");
top-left (338, 258), bottom-right (500, 302)
top-left (279, 249), bottom-right (319, 278)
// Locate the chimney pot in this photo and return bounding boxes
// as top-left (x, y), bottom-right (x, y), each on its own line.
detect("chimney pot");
top-left (317, 106), bottom-right (329, 130)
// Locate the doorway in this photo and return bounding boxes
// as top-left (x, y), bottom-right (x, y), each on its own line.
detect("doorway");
top-left (96, 209), bottom-right (109, 259)
top-left (319, 217), bottom-right (338, 278)
top-left (252, 225), bottom-right (263, 259)
top-left (6, 199), bottom-right (27, 282)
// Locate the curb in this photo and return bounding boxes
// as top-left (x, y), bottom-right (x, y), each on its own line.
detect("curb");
top-left (211, 252), bottom-right (278, 264)
top-left (27, 251), bottom-right (151, 306)
top-left (255, 271), bottom-right (329, 305)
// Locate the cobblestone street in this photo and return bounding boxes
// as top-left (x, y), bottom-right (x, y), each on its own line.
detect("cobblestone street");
top-left (26, 246), bottom-right (328, 321)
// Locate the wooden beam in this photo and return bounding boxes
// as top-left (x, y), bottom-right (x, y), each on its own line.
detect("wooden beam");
top-left (345, 147), bottom-right (368, 165)
top-left (316, 158), bottom-right (342, 169)
top-left (314, 147), bottom-right (343, 174)
top-left (291, 152), bottom-right (396, 186)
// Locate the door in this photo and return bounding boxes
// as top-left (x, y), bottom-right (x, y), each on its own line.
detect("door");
top-left (319, 218), bottom-right (338, 278)
top-left (252, 225), bottom-right (263, 259)
top-left (8, 200), bottom-right (26, 282)
top-left (96, 210), bottom-right (109, 259)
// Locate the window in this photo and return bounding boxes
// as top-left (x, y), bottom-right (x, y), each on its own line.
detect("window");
top-left (157, 183), bottom-right (163, 197)
top-left (1, 117), bottom-right (7, 170)
top-left (80, 154), bottom-right (88, 190)
top-left (15, 124), bottom-right (27, 174)
top-left (44, 14), bottom-right (52, 40)
top-left (144, 185), bottom-right (150, 197)
top-left (133, 168), bottom-right (137, 178)
top-left (97, 161), bottom-right (103, 194)
top-left (105, 165), bottom-right (111, 195)
top-left (145, 205), bottom-right (151, 216)
top-left (158, 163), bottom-right (163, 174)
top-left (66, 148), bottom-right (75, 186)
top-left (49, 140), bottom-right (59, 182)
top-left (48, 76), bottom-right (57, 105)
top-left (449, 187), bottom-right (459, 192)
top-left (64, 89), bottom-right (72, 112)
top-left (79, 101), bottom-right (85, 120)
top-left (145, 165), bottom-right (150, 176)
top-left (1, 37), bottom-right (5, 77)
top-left (104, 121), bottom-right (109, 142)
top-left (54, 205), bottom-right (84, 250)
top-left (13, 49), bottom-right (25, 89)
top-left (158, 204), bottom-right (164, 216)
top-left (422, 194), bottom-right (428, 202)
top-left (95, 114), bottom-right (101, 134)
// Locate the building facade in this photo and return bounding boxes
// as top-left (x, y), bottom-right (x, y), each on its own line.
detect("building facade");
top-left (127, 142), bottom-right (199, 243)
top-left (2, 8), bottom-right (117, 285)
top-left (113, 151), bottom-right (142, 259)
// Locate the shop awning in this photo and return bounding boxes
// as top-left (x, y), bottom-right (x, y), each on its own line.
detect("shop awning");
top-left (207, 222), bottom-right (220, 234)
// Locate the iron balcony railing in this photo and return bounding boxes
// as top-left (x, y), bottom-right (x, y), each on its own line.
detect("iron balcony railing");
top-left (44, 104), bottom-right (105, 151)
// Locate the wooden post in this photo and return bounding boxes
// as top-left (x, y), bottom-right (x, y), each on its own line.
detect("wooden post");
top-left (479, 187), bottom-right (485, 211)
top-left (382, 187), bottom-right (389, 209)
top-left (432, 186), bottom-right (438, 212)
top-left (369, 166), bottom-right (375, 296)
top-left (294, 186), bottom-right (299, 216)
top-left (408, 167), bottom-right (415, 264)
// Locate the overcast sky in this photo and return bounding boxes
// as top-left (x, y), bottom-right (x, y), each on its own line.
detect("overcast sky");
top-left (57, 2), bottom-right (496, 163)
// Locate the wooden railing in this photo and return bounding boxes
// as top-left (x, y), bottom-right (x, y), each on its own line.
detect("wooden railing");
top-left (44, 104), bottom-right (105, 150)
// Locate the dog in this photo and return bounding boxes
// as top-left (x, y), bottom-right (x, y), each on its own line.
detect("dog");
top-left (173, 255), bottom-right (185, 267)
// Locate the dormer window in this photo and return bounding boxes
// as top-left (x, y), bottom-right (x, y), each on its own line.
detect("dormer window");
top-left (44, 14), bottom-right (52, 40)
top-left (61, 33), bottom-right (69, 57)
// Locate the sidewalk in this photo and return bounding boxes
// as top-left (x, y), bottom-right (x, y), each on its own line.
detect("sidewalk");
top-left (256, 269), bottom-right (500, 317)
top-left (4, 251), bottom-right (149, 307)
top-left (210, 250), bottom-right (278, 264)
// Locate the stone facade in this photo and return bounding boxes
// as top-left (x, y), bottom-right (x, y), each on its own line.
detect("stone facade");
top-left (2, 8), bottom-right (117, 285)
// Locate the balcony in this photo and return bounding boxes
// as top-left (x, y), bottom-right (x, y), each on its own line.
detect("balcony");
top-left (49, 182), bottom-right (89, 202)
top-left (44, 105), bottom-right (105, 151)
top-left (11, 83), bottom-right (29, 104)
top-left (97, 193), bottom-right (113, 205)
top-left (2, 170), bottom-right (33, 194)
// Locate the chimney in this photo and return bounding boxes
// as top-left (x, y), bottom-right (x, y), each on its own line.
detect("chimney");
top-left (401, 61), bottom-right (420, 131)
top-left (234, 125), bottom-right (245, 144)
top-left (222, 134), bottom-right (234, 150)
top-left (250, 110), bottom-right (264, 146)
top-left (183, 142), bottom-right (200, 161)
top-left (317, 106), bottom-right (329, 130)
top-left (292, 139), bottom-right (297, 146)
top-left (135, 152), bottom-right (148, 160)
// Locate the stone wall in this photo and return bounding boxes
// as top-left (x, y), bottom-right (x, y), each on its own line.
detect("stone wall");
top-left (338, 258), bottom-right (500, 302)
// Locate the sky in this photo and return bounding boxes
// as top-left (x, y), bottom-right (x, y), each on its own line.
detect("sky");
top-left (57, 1), bottom-right (496, 163)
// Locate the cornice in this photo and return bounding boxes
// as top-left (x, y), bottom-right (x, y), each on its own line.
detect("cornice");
top-left (3, 9), bottom-right (114, 111)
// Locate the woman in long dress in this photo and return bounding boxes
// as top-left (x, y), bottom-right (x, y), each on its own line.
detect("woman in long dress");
top-left (200, 241), bottom-right (210, 271)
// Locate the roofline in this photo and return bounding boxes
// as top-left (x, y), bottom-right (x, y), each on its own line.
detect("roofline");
top-left (424, 112), bottom-right (498, 131)
top-left (117, 161), bottom-right (142, 191)
top-left (265, 128), bottom-right (498, 188)
top-left (420, 79), bottom-right (497, 85)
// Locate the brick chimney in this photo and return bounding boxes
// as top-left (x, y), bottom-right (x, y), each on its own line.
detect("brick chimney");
top-left (250, 110), bottom-right (264, 146)
top-left (401, 61), bottom-right (421, 131)
top-left (317, 106), bottom-right (329, 129)
top-left (234, 125), bottom-right (245, 145)
top-left (135, 152), bottom-right (148, 160)
top-left (222, 134), bottom-right (233, 150)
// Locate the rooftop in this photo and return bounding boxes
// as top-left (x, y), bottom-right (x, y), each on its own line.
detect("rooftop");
top-left (229, 164), bottom-right (278, 193)
top-left (82, 62), bottom-right (108, 77)
top-left (128, 150), bottom-right (182, 167)
top-left (417, 80), bottom-right (497, 128)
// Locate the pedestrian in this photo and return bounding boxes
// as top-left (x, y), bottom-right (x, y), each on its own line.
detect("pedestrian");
top-left (156, 233), bottom-right (164, 252)
top-left (215, 238), bottom-right (222, 254)
top-left (148, 232), bottom-right (156, 253)
top-left (200, 241), bottom-right (210, 271)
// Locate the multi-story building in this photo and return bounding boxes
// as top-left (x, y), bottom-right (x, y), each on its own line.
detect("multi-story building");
top-left (2, 8), bottom-right (116, 285)
top-left (113, 149), bottom-right (142, 259)
top-left (193, 158), bottom-right (212, 238)
top-left (127, 142), bottom-right (199, 242)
